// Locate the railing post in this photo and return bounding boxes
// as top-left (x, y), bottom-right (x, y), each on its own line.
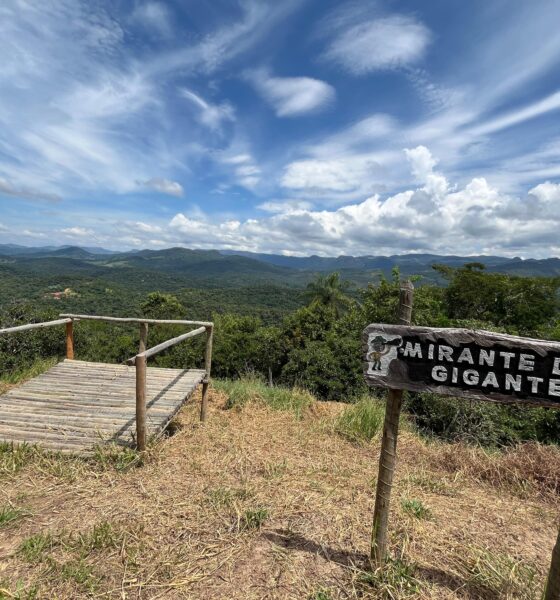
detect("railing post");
top-left (200, 324), bottom-right (213, 422)
top-left (139, 322), bottom-right (148, 354)
top-left (65, 320), bottom-right (74, 360)
top-left (135, 355), bottom-right (147, 451)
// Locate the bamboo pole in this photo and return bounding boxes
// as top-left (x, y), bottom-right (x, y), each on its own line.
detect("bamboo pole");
top-left (135, 354), bottom-right (147, 452)
top-left (139, 322), bottom-right (148, 354)
top-left (65, 320), bottom-right (74, 360)
top-left (370, 280), bottom-right (414, 567)
top-left (545, 527), bottom-right (560, 600)
top-left (200, 325), bottom-right (213, 422)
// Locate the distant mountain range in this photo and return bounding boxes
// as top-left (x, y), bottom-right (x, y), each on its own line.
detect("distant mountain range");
top-left (1, 244), bottom-right (559, 284)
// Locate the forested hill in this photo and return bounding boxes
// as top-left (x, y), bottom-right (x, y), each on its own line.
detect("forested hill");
top-left (2, 244), bottom-right (560, 282)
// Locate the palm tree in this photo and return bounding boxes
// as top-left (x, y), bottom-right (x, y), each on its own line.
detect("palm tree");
top-left (303, 272), bottom-right (353, 316)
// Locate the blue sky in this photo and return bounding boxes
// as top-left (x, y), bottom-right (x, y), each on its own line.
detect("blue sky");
top-left (1, 0), bottom-right (560, 257)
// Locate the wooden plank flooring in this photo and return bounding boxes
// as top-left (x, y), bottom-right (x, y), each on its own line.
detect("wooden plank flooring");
top-left (0, 360), bottom-right (205, 454)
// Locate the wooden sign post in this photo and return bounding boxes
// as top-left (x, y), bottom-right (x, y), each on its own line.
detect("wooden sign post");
top-left (370, 280), bottom-right (414, 566)
top-left (363, 310), bottom-right (560, 593)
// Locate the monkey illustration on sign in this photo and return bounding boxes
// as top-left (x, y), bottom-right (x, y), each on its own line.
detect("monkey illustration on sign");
top-left (367, 334), bottom-right (403, 371)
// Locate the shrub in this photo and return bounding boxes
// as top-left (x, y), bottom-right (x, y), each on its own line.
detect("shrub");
top-left (406, 392), bottom-right (560, 447)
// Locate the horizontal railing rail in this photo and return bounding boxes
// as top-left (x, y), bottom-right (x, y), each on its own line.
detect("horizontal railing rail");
top-left (60, 313), bottom-right (212, 327)
top-left (0, 318), bottom-right (72, 335)
top-left (125, 326), bottom-right (206, 365)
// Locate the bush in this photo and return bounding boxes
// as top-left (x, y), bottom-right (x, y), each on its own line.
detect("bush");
top-left (335, 396), bottom-right (385, 442)
top-left (406, 392), bottom-right (560, 447)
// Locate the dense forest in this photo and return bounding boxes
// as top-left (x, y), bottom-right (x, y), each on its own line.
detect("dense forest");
top-left (1, 253), bottom-right (560, 448)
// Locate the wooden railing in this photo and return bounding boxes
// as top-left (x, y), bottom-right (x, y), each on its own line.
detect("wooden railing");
top-left (0, 314), bottom-right (214, 451)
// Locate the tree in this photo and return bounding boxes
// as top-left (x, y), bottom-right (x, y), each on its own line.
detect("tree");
top-left (303, 272), bottom-right (353, 317)
top-left (140, 292), bottom-right (185, 319)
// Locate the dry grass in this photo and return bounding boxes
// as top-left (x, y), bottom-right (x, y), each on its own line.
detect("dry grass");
top-left (0, 383), bottom-right (557, 599)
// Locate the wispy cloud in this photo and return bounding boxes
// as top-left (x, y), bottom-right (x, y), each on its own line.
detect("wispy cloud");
top-left (246, 68), bottom-right (335, 117)
top-left (130, 1), bottom-right (173, 37)
top-left (181, 89), bottom-right (235, 131)
top-left (142, 178), bottom-right (184, 197)
top-left (323, 12), bottom-right (431, 74)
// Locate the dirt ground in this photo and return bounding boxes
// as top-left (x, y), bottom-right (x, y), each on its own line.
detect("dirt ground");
top-left (0, 388), bottom-right (558, 599)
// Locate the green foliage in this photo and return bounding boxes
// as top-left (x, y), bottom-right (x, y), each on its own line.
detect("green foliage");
top-left (400, 498), bottom-right (432, 520)
top-left (239, 507), bottom-right (269, 531)
top-left (18, 532), bottom-right (55, 563)
top-left (304, 272), bottom-right (353, 316)
top-left (335, 396), bottom-right (385, 442)
top-left (441, 263), bottom-right (559, 334)
top-left (407, 392), bottom-right (560, 446)
top-left (141, 292), bottom-right (185, 319)
top-left (0, 505), bottom-right (29, 527)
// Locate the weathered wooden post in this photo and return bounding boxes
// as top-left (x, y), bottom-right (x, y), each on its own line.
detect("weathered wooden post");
top-left (370, 280), bottom-right (414, 566)
top-left (200, 324), bottom-right (213, 422)
top-left (65, 319), bottom-right (74, 360)
top-left (545, 528), bottom-right (560, 600)
top-left (139, 322), bottom-right (148, 354)
top-left (135, 354), bottom-right (147, 451)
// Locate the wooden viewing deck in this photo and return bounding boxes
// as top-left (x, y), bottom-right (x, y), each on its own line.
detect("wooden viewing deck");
top-left (0, 314), bottom-right (214, 454)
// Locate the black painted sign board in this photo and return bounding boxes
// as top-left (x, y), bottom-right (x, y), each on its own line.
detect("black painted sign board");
top-left (363, 324), bottom-right (560, 409)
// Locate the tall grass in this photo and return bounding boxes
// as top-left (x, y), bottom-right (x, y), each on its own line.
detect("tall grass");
top-left (335, 396), bottom-right (385, 442)
top-left (214, 376), bottom-right (314, 418)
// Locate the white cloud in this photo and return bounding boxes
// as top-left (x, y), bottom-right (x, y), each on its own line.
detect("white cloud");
top-left (0, 177), bottom-right (61, 202)
top-left (324, 15), bottom-right (431, 74)
top-left (218, 151), bottom-right (261, 190)
top-left (142, 178), bottom-right (184, 197)
top-left (134, 221), bottom-right (163, 233)
top-left (61, 226), bottom-right (94, 237)
top-left (247, 69), bottom-right (335, 117)
top-left (156, 147), bottom-right (560, 257)
top-left (181, 89), bottom-right (235, 131)
top-left (131, 2), bottom-right (172, 37)
top-left (281, 155), bottom-right (388, 198)
top-left (257, 199), bottom-right (313, 213)
top-left (0, 223), bottom-right (7, 232)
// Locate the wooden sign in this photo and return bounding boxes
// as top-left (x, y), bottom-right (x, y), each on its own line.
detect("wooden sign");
top-left (363, 324), bottom-right (560, 408)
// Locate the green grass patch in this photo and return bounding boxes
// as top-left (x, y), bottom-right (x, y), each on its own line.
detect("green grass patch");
top-left (400, 498), bottom-right (432, 520)
top-left (335, 396), bottom-right (385, 442)
top-left (59, 559), bottom-right (100, 593)
top-left (0, 580), bottom-right (38, 600)
top-left (18, 532), bottom-right (56, 563)
top-left (358, 557), bottom-right (421, 598)
top-left (0, 443), bottom-right (41, 477)
top-left (91, 444), bottom-right (141, 472)
top-left (465, 547), bottom-right (538, 599)
top-left (0, 357), bottom-right (58, 388)
top-left (238, 507), bottom-right (269, 531)
top-left (215, 376), bottom-right (314, 418)
top-left (0, 505), bottom-right (30, 527)
top-left (74, 521), bottom-right (120, 554)
top-left (206, 486), bottom-right (252, 509)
